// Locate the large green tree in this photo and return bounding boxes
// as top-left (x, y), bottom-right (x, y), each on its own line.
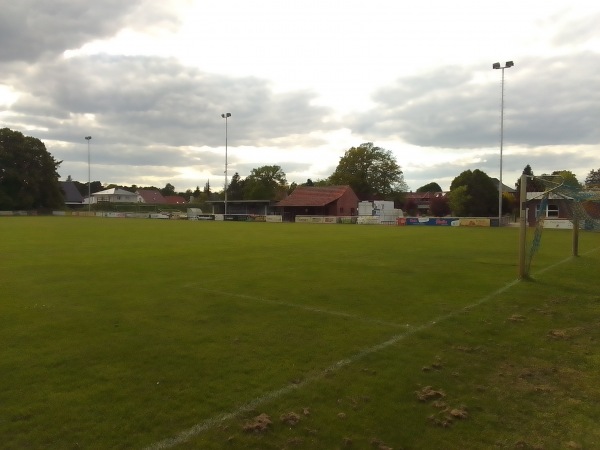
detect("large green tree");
top-left (449, 169), bottom-right (497, 216)
top-left (585, 168), bottom-right (600, 188)
top-left (0, 128), bottom-right (64, 209)
top-left (550, 170), bottom-right (581, 188)
top-left (328, 142), bottom-right (407, 198)
top-left (416, 182), bottom-right (442, 193)
top-left (160, 183), bottom-right (176, 197)
top-left (227, 172), bottom-right (245, 200)
top-left (243, 165), bottom-right (287, 200)
top-left (515, 165), bottom-right (545, 193)
top-left (448, 185), bottom-right (470, 217)
top-left (72, 180), bottom-right (102, 197)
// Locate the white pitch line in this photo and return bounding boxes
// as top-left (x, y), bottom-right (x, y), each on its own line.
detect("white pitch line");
top-left (189, 287), bottom-right (406, 329)
top-left (533, 245), bottom-right (600, 276)
top-left (145, 247), bottom-right (600, 450)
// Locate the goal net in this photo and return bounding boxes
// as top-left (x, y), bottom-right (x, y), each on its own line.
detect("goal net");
top-left (525, 175), bottom-right (600, 273)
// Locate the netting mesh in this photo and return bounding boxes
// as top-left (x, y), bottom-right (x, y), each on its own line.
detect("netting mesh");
top-left (535, 176), bottom-right (600, 230)
top-left (527, 193), bottom-right (548, 272)
top-left (526, 176), bottom-right (600, 272)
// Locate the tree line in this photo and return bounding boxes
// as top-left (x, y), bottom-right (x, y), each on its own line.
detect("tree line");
top-left (1, 127), bottom-right (599, 215)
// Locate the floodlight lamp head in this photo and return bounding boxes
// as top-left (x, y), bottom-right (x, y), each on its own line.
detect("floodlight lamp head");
top-left (506, 61), bottom-right (514, 67)
top-left (492, 62), bottom-right (501, 69)
top-left (221, 113), bottom-right (231, 118)
top-left (85, 136), bottom-right (92, 140)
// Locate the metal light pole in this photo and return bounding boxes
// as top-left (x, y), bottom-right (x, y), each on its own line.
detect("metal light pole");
top-left (221, 113), bottom-right (231, 216)
top-left (492, 60), bottom-right (514, 226)
top-left (85, 136), bottom-right (92, 212)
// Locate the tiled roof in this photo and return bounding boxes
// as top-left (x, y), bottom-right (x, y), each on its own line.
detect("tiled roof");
top-left (137, 189), bottom-right (166, 204)
top-left (93, 188), bottom-right (137, 197)
top-left (276, 186), bottom-right (354, 207)
top-left (60, 181), bottom-right (84, 203)
top-left (164, 195), bottom-right (187, 204)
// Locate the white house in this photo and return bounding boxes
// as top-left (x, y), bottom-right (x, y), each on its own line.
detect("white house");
top-left (85, 188), bottom-right (140, 204)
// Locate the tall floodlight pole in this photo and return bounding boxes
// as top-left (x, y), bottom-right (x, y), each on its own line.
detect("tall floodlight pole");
top-left (492, 61), bottom-right (514, 226)
top-left (221, 113), bottom-right (231, 216)
top-left (85, 136), bottom-right (92, 212)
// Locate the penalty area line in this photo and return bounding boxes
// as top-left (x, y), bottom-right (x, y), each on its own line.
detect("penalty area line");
top-left (188, 287), bottom-right (406, 329)
top-left (144, 277), bottom-right (524, 450)
top-left (146, 247), bottom-right (596, 449)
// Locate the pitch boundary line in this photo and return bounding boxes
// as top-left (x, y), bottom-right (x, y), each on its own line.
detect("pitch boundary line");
top-left (145, 249), bottom-right (599, 450)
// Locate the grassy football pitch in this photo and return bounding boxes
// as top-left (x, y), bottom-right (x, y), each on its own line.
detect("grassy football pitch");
top-left (1, 217), bottom-right (600, 449)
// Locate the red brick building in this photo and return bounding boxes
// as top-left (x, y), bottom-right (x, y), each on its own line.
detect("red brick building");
top-left (276, 186), bottom-right (359, 221)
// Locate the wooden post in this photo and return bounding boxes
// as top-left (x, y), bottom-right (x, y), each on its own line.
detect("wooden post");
top-left (572, 218), bottom-right (579, 257)
top-left (518, 174), bottom-right (528, 279)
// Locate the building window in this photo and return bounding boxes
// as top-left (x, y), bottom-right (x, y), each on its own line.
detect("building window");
top-left (340, 207), bottom-right (344, 213)
top-left (547, 204), bottom-right (559, 217)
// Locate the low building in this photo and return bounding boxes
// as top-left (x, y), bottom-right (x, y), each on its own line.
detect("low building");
top-left (276, 186), bottom-right (359, 221)
top-left (137, 189), bottom-right (166, 204)
top-left (87, 188), bottom-right (139, 204)
top-left (404, 192), bottom-right (447, 215)
top-left (526, 192), bottom-right (573, 226)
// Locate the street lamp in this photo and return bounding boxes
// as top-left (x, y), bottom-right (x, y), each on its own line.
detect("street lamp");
top-left (85, 136), bottom-right (92, 212)
top-left (221, 113), bottom-right (231, 216)
top-left (492, 60), bottom-right (514, 226)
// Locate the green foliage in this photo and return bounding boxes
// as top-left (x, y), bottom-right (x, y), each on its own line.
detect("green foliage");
top-left (243, 165), bottom-right (287, 200)
top-left (502, 191), bottom-right (517, 216)
top-left (287, 181), bottom-right (297, 195)
top-left (585, 168), bottom-right (600, 188)
top-left (449, 169), bottom-right (497, 216)
top-left (448, 185), bottom-right (470, 216)
top-left (515, 164), bottom-right (545, 192)
top-left (550, 170), bottom-right (581, 188)
top-left (312, 178), bottom-right (331, 187)
top-left (160, 182), bottom-right (176, 196)
top-left (0, 128), bottom-right (64, 209)
top-left (227, 172), bottom-right (245, 200)
top-left (416, 182), bottom-right (442, 193)
top-left (71, 180), bottom-right (104, 197)
top-left (328, 142), bottom-right (407, 198)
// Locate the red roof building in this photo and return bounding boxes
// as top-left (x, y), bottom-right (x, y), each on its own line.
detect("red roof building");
top-left (276, 186), bottom-right (359, 220)
top-left (164, 195), bottom-right (187, 205)
top-left (136, 189), bottom-right (166, 204)
top-left (404, 191), bottom-right (447, 215)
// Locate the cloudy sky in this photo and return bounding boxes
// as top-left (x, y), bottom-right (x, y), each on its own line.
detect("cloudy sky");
top-left (1, 1), bottom-right (599, 192)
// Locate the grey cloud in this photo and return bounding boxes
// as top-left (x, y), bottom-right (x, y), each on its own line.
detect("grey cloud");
top-left (402, 146), bottom-right (595, 192)
top-left (0, 1), bottom-right (182, 63)
top-left (6, 54), bottom-right (337, 149)
top-left (349, 53), bottom-right (600, 149)
top-left (552, 12), bottom-right (600, 47)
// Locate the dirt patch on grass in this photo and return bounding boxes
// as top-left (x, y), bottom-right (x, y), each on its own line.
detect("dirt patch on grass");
top-left (280, 411), bottom-right (301, 426)
top-left (416, 386), bottom-right (446, 402)
top-left (508, 314), bottom-right (526, 322)
top-left (548, 327), bottom-right (585, 340)
top-left (242, 413), bottom-right (272, 433)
